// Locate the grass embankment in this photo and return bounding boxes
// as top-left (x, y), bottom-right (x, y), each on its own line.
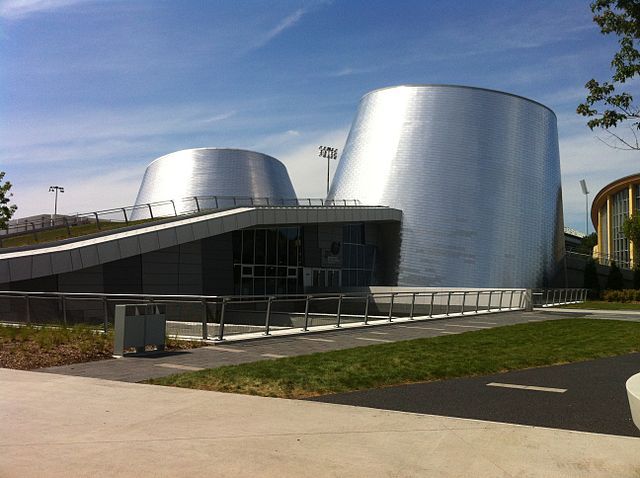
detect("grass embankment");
top-left (0, 325), bottom-right (202, 369)
top-left (0, 219), bottom-right (155, 249)
top-left (0, 325), bottom-right (113, 369)
top-left (149, 319), bottom-right (640, 398)
top-left (560, 301), bottom-right (640, 310)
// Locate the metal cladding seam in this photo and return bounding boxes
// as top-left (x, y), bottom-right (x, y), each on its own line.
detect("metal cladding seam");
top-left (132, 148), bottom-right (297, 216)
top-left (327, 84), bottom-right (565, 288)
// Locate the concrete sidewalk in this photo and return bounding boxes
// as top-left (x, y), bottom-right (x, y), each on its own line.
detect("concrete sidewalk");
top-left (1, 369), bottom-right (639, 478)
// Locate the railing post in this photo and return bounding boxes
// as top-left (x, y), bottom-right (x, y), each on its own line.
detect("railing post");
top-left (363, 294), bottom-right (370, 324)
top-left (552, 289), bottom-right (557, 305)
top-left (63, 216), bottom-right (71, 237)
top-left (461, 291), bottom-right (466, 314)
top-left (429, 292), bottom-right (435, 317)
top-left (170, 200), bottom-right (177, 216)
top-left (509, 290), bottom-right (514, 309)
top-left (201, 300), bottom-right (208, 340)
top-left (121, 208), bottom-right (129, 225)
top-left (147, 203), bottom-right (154, 219)
top-left (409, 293), bottom-right (416, 320)
top-left (214, 196), bottom-right (219, 209)
top-left (264, 297), bottom-right (273, 335)
top-left (488, 290), bottom-right (493, 311)
top-left (217, 299), bottom-right (227, 341)
top-left (498, 290), bottom-right (504, 310)
top-left (387, 293), bottom-right (395, 322)
top-left (103, 297), bottom-right (108, 332)
top-left (25, 295), bottom-right (30, 325)
top-left (61, 295), bottom-right (67, 326)
top-left (335, 294), bottom-right (343, 328)
top-left (194, 197), bottom-right (200, 212)
top-left (475, 291), bottom-right (480, 313)
top-left (233, 197), bottom-right (237, 206)
top-left (445, 291), bottom-right (451, 316)
top-left (303, 296), bottom-right (311, 331)
top-left (93, 212), bottom-right (101, 230)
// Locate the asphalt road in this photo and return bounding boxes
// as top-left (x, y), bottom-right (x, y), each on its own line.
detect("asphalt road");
top-left (310, 353), bottom-right (640, 437)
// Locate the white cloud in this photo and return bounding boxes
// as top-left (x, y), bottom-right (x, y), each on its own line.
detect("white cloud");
top-left (252, 8), bottom-right (306, 50)
top-left (11, 166), bottom-right (144, 218)
top-left (559, 131), bottom-right (639, 231)
top-left (0, 0), bottom-right (89, 19)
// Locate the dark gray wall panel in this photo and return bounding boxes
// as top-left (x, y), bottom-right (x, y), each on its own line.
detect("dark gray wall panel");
top-left (202, 233), bottom-right (233, 295)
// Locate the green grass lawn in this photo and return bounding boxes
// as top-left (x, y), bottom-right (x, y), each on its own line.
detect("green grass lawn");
top-left (560, 300), bottom-right (640, 310)
top-left (148, 318), bottom-right (640, 398)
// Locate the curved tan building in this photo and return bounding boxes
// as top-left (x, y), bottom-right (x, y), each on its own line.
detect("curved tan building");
top-left (591, 173), bottom-right (640, 268)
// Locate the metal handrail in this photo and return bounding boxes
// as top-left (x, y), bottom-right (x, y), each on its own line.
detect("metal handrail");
top-left (0, 288), bottom-right (550, 341)
top-left (0, 195), bottom-right (364, 245)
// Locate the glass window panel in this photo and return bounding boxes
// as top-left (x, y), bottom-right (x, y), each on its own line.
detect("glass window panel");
top-left (278, 229), bottom-right (288, 265)
top-left (277, 278), bottom-right (286, 294)
top-left (254, 229), bottom-right (265, 264)
top-left (254, 265), bottom-right (265, 277)
top-left (254, 277), bottom-right (266, 296)
top-left (242, 230), bottom-right (254, 264)
top-left (266, 229), bottom-right (277, 265)
top-left (241, 278), bottom-right (253, 296)
top-left (266, 278), bottom-right (276, 294)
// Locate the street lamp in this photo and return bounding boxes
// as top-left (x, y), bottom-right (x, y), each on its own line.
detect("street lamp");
top-left (48, 185), bottom-right (64, 216)
top-left (580, 179), bottom-right (589, 235)
top-left (318, 145), bottom-right (338, 195)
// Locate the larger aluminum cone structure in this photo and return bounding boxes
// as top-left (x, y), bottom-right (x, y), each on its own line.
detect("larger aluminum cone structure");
top-left (327, 85), bottom-right (564, 287)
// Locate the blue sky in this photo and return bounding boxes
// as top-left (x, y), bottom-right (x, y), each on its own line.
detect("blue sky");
top-left (1, 0), bottom-right (638, 232)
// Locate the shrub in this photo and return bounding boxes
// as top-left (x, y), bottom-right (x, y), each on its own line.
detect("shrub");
top-left (602, 289), bottom-right (640, 302)
top-left (606, 262), bottom-right (625, 291)
top-left (583, 258), bottom-right (601, 299)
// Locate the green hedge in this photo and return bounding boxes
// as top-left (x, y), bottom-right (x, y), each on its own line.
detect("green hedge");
top-left (602, 289), bottom-right (640, 302)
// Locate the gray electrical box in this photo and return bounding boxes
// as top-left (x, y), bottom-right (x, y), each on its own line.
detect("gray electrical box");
top-left (113, 303), bottom-right (166, 357)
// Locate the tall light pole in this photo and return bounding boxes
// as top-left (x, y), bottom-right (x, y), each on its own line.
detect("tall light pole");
top-left (49, 185), bottom-right (64, 216)
top-left (580, 179), bottom-right (589, 235)
top-left (318, 146), bottom-right (338, 195)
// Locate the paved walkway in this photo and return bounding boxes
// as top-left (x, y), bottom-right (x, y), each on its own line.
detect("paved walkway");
top-left (2, 368), bottom-right (639, 478)
top-left (312, 352), bottom-right (640, 437)
top-left (39, 309), bottom-right (586, 382)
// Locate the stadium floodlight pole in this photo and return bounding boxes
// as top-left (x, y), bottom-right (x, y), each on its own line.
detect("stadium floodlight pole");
top-left (48, 185), bottom-right (65, 216)
top-left (318, 146), bottom-right (338, 195)
top-left (580, 179), bottom-right (589, 235)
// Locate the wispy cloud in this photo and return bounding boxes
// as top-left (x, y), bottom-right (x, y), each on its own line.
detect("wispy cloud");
top-left (251, 7), bottom-right (307, 50)
top-left (0, 0), bottom-right (89, 19)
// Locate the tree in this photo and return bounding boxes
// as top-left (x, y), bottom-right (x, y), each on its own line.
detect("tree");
top-left (0, 171), bottom-right (17, 230)
top-left (584, 258), bottom-right (601, 298)
top-left (607, 261), bottom-right (625, 290)
top-left (577, 1), bottom-right (640, 149)
top-left (578, 232), bottom-right (598, 255)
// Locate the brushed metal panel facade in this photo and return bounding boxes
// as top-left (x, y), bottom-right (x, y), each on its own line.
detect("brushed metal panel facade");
top-left (328, 85), bottom-right (564, 288)
top-left (133, 148), bottom-right (297, 216)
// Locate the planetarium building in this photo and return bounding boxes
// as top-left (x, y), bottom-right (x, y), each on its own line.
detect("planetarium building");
top-left (328, 85), bottom-right (564, 288)
top-left (0, 85), bottom-right (565, 295)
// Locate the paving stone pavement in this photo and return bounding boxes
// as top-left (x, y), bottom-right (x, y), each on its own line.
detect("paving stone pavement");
top-left (38, 308), bottom-right (638, 382)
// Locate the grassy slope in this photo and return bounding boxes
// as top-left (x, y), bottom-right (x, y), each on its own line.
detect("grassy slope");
top-left (149, 319), bottom-right (640, 398)
top-left (0, 219), bottom-right (155, 249)
top-left (560, 301), bottom-right (640, 310)
top-left (0, 325), bottom-right (202, 369)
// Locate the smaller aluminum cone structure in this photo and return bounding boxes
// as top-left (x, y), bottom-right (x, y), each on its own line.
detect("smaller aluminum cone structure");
top-left (328, 85), bottom-right (564, 288)
top-left (132, 148), bottom-right (297, 217)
